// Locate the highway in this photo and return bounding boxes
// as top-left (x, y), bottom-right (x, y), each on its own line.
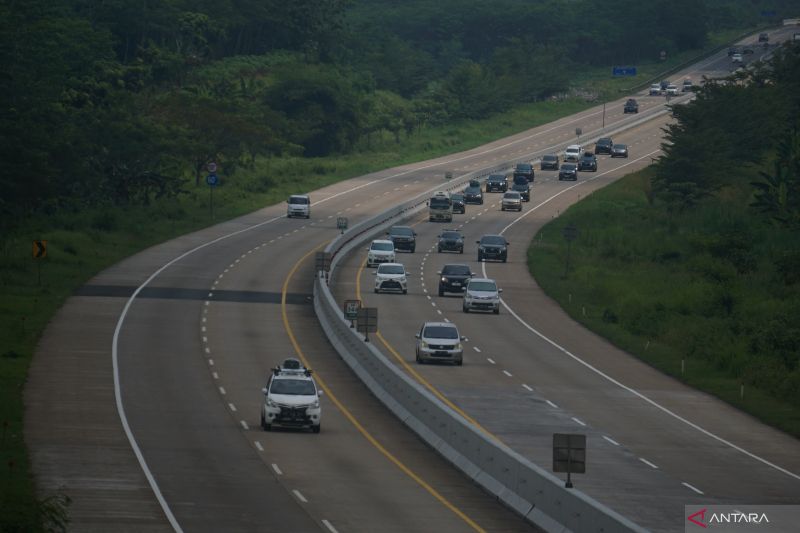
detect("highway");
top-left (25, 27), bottom-right (799, 533)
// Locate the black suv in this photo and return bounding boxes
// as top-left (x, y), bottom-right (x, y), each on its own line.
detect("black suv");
top-left (450, 193), bottom-right (465, 214)
top-left (513, 163), bottom-right (535, 183)
top-left (463, 179), bottom-right (484, 204)
top-left (558, 163), bottom-right (578, 181)
top-left (578, 152), bottom-right (597, 172)
top-left (476, 235), bottom-right (508, 263)
top-left (438, 264), bottom-right (473, 295)
top-left (485, 174), bottom-right (508, 193)
top-left (511, 174), bottom-right (530, 201)
top-left (594, 138), bottom-right (613, 155)
top-left (437, 230), bottom-right (464, 254)
top-left (387, 226), bottom-right (416, 253)
top-left (623, 98), bottom-right (638, 113)
top-left (540, 154), bottom-right (559, 170)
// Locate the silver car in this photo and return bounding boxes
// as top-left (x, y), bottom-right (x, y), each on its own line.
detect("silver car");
top-left (501, 191), bottom-right (523, 211)
top-left (415, 322), bottom-right (465, 365)
top-left (463, 278), bottom-right (502, 314)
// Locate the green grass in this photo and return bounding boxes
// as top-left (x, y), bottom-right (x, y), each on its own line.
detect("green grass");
top-left (527, 168), bottom-right (800, 438)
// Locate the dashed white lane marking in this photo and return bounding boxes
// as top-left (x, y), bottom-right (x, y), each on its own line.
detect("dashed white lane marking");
top-left (487, 358), bottom-right (496, 364)
top-left (327, 215), bottom-right (333, 219)
top-left (205, 301), bottom-right (210, 306)
top-left (423, 288), bottom-right (427, 293)
top-left (502, 370), bottom-right (512, 377)
top-left (254, 441), bottom-right (264, 452)
top-left (235, 259), bottom-right (241, 263)
top-left (322, 519), bottom-right (339, 533)
top-left (293, 489), bottom-right (308, 503)
top-left (219, 387), bottom-right (226, 395)
top-left (436, 310), bottom-right (442, 315)
top-left (444, 318), bottom-right (450, 322)
top-left (473, 346), bottom-right (481, 352)
top-left (229, 263), bottom-right (235, 268)
top-left (603, 436), bottom-right (620, 446)
top-left (204, 347), bottom-right (210, 354)
top-left (228, 403), bottom-right (237, 412)
top-left (272, 463), bottom-right (283, 475)
top-left (682, 482), bottom-right (704, 495)
top-left (572, 417), bottom-right (586, 426)
top-left (426, 295), bottom-right (431, 300)
top-left (240, 420), bottom-right (249, 430)
top-left (640, 458), bottom-right (659, 469)
top-left (208, 359), bottom-right (214, 366)
top-left (546, 400), bottom-right (558, 408)
top-left (212, 372), bottom-right (219, 380)
top-left (202, 317), bottom-right (207, 323)
top-left (522, 384), bottom-right (533, 392)
top-left (202, 336), bottom-right (208, 343)
top-left (431, 302), bottom-right (436, 307)
top-left (201, 326), bottom-right (206, 332)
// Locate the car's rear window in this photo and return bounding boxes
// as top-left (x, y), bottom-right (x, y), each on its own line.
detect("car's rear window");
top-left (423, 326), bottom-right (459, 339)
top-left (371, 242), bottom-right (394, 251)
top-left (390, 227), bottom-right (413, 236)
top-left (543, 155), bottom-right (557, 161)
top-left (271, 379), bottom-right (316, 395)
top-left (442, 265), bottom-right (470, 275)
top-left (488, 174), bottom-right (505, 182)
top-left (562, 164), bottom-right (577, 170)
top-left (515, 164), bottom-right (532, 171)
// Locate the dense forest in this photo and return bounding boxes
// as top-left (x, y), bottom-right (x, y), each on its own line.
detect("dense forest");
top-left (1, 0), bottom-right (793, 228)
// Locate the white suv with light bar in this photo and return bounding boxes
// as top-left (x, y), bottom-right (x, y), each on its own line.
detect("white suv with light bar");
top-left (564, 145), bottom-right (583, 162)
top-left (261, 358), bottom-right (322, 433)
top-left (366, 239), bottom-right (396, 267)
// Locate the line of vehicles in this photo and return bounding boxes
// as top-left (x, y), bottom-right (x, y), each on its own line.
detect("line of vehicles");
top-left (649, 78), bottom-right (694, 96)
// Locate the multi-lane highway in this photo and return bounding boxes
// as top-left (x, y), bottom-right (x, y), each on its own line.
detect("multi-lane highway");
top-left (25, 27), bottom-right (799, 532)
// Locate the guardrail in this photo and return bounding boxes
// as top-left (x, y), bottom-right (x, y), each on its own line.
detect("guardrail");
top-left (312, 106), bottom-right (673, 532)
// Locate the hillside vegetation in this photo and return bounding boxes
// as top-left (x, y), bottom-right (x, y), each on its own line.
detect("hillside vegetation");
top-left (529, 42), bottom-right (800, 436)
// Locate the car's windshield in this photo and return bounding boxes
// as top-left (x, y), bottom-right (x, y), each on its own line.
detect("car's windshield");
top-left (430, 197), bottom-right (451, 209)
top-left (442, 265), bottom-right (470, 275)
top-left (423, 326), bottom-right (459, 339)
top-left (371, 242), bottom-right (394, 251)
top-left (543, 155), bottom-right (557, 161)
top-left (468, 281), bottom-right (497, 292)
top-left (504, 192), bottom-right (520, 199)
top-left (270, 379), bottom-right (316, 395)
top-left (390, 227), bottom-right (413, 236)
top-left (378, 265), bottom-right (404, 275)
top-left (480, 236), bottom-right (505, 245)
top-left (488, 174), bottom-right (505, 182)
top-left (465, 186), bottom-right (480, 193)
top-left (289, 197), bottom-right (308, 204)
top-left (515, 164), bottom-right (532, 171)
top-left (614, 144), bottom-right (627, 149)
top-left (441, 232), bottom-right (461, 240)
top-left (562, 164), bottom-right (576, 171)
top-left (567, 147), bottom-right (579, 153)
top-left (450, 194), bottom-right (463, 201)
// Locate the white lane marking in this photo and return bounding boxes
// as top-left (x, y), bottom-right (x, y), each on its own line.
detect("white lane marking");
top-left (293, 489), bottom-right (308, 503)
top-left (228, 403), bottom-right (237, 412)
top-left (546, 400), bottom-right (558, 408)
top-left (254, 441), bottom-right (264, 452)
top-left (436, 310), bottom-right (442, 315)
top-left (502, 370), bottom-right (512, 377)
top-left (603, 436), bottom-right (620, 446)
top-left (201, 326), bottom-right (206, 333)
top-left (219, 387), bottom-right (226, 395)
top-left (212, 372), bottom-right (219, 380)
top-left (640, 458), bottom-right (659, 469)
top-left (431, 302), bottom-right (436, 307)
top-left (572, 417), bottom-right (586, 426)
top-left (240, 420), bottom-right (249, 430)
top-left (204, 347), bottom-right (210, 354)
top-left (426, 295), bottom-right (431, 300)
top-left (272, 463), bottom-right (283, 475)
top-left (444, 318), bottom-right (450, 323)
top-left (322, 519), bottom-right (339, 533)
top-left (473, 346), bottom-right (481, 353)
top-left (205, 301), bottom-right (210, 306)
top-left (682, 482), bottom-right (704, 495)
top-left (208, 359), bottom-right (214, 366)
top-left (423, 288), bottom-right (427, 293)
top-left (202, 336), bottom-right (208, 343)
top-left (202, 317), bottom-right (207, 323)
top-left (487, 358), bottom-right (496, 365)
top-left (522, 384), bottom-right (533, 392)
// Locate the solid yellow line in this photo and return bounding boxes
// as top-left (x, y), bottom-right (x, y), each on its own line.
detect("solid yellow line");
top-left (282, 244), bottom-right (486, 533)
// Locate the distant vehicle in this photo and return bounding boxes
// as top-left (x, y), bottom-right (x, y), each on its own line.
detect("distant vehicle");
top-left (463, 278), bottom-right (502, 314)
top-left (286, 194), bottom-right (311, 219)
top-left (623, 98), bottom-right (639, 113)
top-left (595, 137), bottom-right (613, 155)
top-left (540, 154), bottom-right (560, 170)
top-left (428, 192), bottom-right (453, 223)
top-left (415, 322), bottom-right (465, 365)
top-left (727, 47), bottom-right (739, 56)
top-left (660, 80), bottom-right (670, 91)
top-left (450, 192), bottom-right (465, 214)
top-left (463, 180), bottom-right (484, 204)
top-left (373, 262), bottom-right (407, 294)
top-left (261, 358), bottom-right (322, 433)
top-left (682, 79), bottom-right (693, 92)
top-left (366, 239), bottom-right (396, 267)
top-left (758, 32), bottom-right (769, 43)
top-left (578, 152), bottom-right (598, 172)
top-left (511, 174), bottom-right (530, 202)
top-left (610, 144), bottom-right (629, 158)
top-left (476, 234), bottom-right (508, 263)
top-left (564, 145), bottom-right (583, 162)
top-left (387, 225), bottom-right (416, 252)
top-left (558, 163), bottom-right (578, 181)
top-left (666, 84), bottom-right (679, 96)
top-left (501, 191), bottom-right (523, 211)
top-left (513, 162), bottom-right (535, 183)
top-left (731, 53), bottom-right (743, 63)
top-left (486, 174), bottom-right (508, 193)
top-left (649, 83), bottom-right (662, 96)
top-left (437, 230), bottom-right (465, 254)
top-left (437, 263), bottom-right (472, 295)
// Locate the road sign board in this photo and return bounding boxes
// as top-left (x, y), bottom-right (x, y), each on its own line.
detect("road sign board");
top-left (562, 224), bottom-right (579, 241)
top-left (356, 307), bottom-right (378, 333)
top-left (612, 66), bottom-right (637, 77)
top-left (207, 161), bottom-right (217, 174)
top-left (761, 10), bottom-right (777, 17)
top-left (206, 174), bottom-right (219, 187)
top-left (553, 433), bottom-right (586, 474)
top-left (32, 240), bottom-right (47, 259)
top-left (344, 299), bottom-right (361, 320)
top-left (575, 127), bottom-right (582, 137)
top-left (337, 217), bottom-right (348, 231)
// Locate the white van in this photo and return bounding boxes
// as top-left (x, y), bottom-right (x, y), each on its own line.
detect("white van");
top-left (287, 194), bottom-right (310, 218)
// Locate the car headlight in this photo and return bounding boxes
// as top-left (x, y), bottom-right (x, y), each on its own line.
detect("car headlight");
top-left (421, 341), bottom-right (429, 348)
top-left (441, 277), bottom-right (448, 283)
top-left (267, 399), bottom-right (278, 408)
top-left (455, 343), bottom-right (462, 351)
top-left (311, 399), bottom-right (320, 409)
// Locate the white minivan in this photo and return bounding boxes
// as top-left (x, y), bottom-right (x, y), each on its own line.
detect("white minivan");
top-left (287, 194), bottom-right (311, 218)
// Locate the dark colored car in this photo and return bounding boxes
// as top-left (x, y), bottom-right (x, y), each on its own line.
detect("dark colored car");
top-left (437, 230), bottom-right (465, 254)
top-left (463, 181), bottom-right (484, 204)
top-left (660, 80), bottom-right (670, 91)
top-left (450, 192), bottom-right (465, 214)
top-left (623, 98), bottom-right (639, 113)
top-left (438, 263), bottom-right (473, 295)
top-left (682, 79), bottom-right (693, 92)
top-left (476, 235), bottom-right (508, 263)
top-left (728, 47), bottom-right (740, 56)
top-left (578, 152), bottom-right (598, 172)
top-left (486, 174), bottom-right (508, 193)
top-left (387, 226), bottom-right (416, 253)
top-left (513, 162), bottom-right (535, 183)
top-left (511, 175), bottom-right (530, 201)
top-left (558, 163), bottom-right (578, 181)
top-left (611, 144), bottom-right (629, 158)
top-left (595, 137), bottom-right (613, 155)
top-left (540, 154), bottom-right (559, 170)
top-left (758, 32), bottom-right (769, 43)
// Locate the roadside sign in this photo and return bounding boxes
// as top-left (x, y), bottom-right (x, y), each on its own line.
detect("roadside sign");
top-left (206, 174), bottom-right (219, 187)
top-left (612, 66), bottom-right (637, 77)
top-left (344, 299), bottom-right (361, 325)
top-left (761, 10), bottom-right (777, 17)
top-left (32, 240), bottom-right (47, 259)
top-left (337, 217), bottom-right (348, 232)
top-left (553, 433), bottom-right (586, 488)
top-left (315, 252), bottom-right (332, 273)
top-left (445, 171), bottom-right (453, 180)
top-left (562, 224), bottom-right (579, 241)
top-left (660, 50), bottom-right (667, 60)
top-left (575, 127), bottom-right (582, 137)
top-left (207, 161), bottom-right (217, 174)
top-left (356, 307), bottom-right (378, 341)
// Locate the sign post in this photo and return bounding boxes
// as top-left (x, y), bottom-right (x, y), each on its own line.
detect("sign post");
top-left (315, 252), bottom-right (331, 275)
top-left (337, 217), bottom-right (348, 234)
top-left (343, 299), bottom-right (361, 328)
top-left (356, 307), bottom-right (378, 342)
top-left (206, 173), bottom-right (219, 220)
top-left (32, 240), bottom-right (47, 286)
top-left (553, 433), bottom-right (586, 488)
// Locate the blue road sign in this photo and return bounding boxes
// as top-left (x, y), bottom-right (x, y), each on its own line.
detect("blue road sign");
top-left (761, 10), bottom-right (776, 17)
top-left (206, 174), bottom-right (219, 187)
top-left (612, 66), bottom-right (637, 77)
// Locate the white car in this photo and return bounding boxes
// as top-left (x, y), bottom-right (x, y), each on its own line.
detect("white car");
top-left (501, 191), bottom-right (522, 211)
top-left (374, 263), bottom-right (407, 294)
top-left (463, 278), bottom-right (502, 314)
top-left (261, 358), bottom-right (322, 433)
top-left (286, 194), bottom-right (310, 218)
top-left (366, 239), bottom-right (396, 267)
top-left (731, 53), bottom-right (743, 63)
top-left (666, 84), bottom-right (679, 96)
top-left (415, 322), bottom-right (465, 365)
top-left (564, 144), bottom-right (583, 162)
top-left (649, 83), bottom-right (662, 96)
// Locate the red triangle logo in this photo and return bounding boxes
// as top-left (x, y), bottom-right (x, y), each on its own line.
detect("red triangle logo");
top-left (687, 508), bottom-right (707, 528)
